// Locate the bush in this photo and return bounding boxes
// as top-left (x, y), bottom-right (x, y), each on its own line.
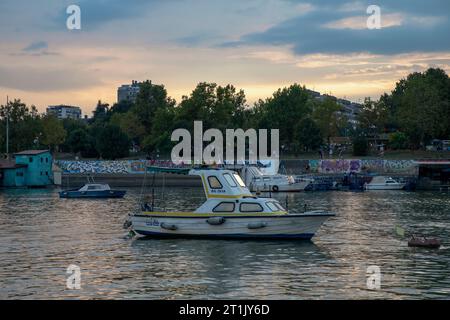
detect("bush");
top-left (389, 132), bottom-right (408, 150)
top-left (352, 136), bottom-right (369, 156)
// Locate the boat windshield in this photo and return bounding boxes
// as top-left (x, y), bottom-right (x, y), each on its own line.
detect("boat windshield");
top-left (233, 173), bottom-right (246, 187)
top-left (223, 173), bottom-right (237, 187)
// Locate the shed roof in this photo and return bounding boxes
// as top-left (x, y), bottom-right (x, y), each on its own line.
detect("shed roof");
top-left (14, 150), bottom-right (50, 156)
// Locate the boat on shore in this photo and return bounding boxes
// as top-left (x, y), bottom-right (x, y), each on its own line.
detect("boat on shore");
top-left (59, 183), bottom-right (126, 198)
top-left (364, 176), bottom-right (406, 190)
top-left (129, 167), bottom-right (334, 240)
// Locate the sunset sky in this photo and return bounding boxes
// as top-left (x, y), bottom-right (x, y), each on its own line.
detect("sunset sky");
top-left (1, 0), bottom-right (449, 115)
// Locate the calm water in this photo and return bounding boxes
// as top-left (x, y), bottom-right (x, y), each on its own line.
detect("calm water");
top-left (0, 187), bottom-right (449, 300)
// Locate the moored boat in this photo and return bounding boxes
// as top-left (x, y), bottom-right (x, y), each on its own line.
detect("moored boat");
top-left (129, 167), bottom-right (335, 240)
top-left (364, 176), bottom-right (406, 190)
top-left (59, 183), bottom-right (126, 198)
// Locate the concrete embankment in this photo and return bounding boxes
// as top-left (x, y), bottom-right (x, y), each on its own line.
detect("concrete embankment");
top-left (62, 173), bottom-right (202, 188)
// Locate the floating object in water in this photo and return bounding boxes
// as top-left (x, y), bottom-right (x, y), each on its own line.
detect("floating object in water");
top-left (206, 217), bottom-right (226, 225)
top-left (123, 219), bottom-right (132, 229)
top-left (408, 235), bottom-right (441, 249)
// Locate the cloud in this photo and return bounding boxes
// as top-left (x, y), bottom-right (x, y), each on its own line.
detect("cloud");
top-left (22, 41), bottom-right (48, 52)
top-left (0, 65), bottom-right (102, 92)
top-left (227, 0), bottom-right (450, 55)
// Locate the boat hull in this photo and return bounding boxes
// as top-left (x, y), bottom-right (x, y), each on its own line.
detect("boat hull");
top-left (364, 184), bottom-right (406, 190)
top-left (131, 212), bottom-right (334, 240)
top-left (59, 190), bottom-right (126, 198)
top-left (250, 180), bottom-right (310, 192)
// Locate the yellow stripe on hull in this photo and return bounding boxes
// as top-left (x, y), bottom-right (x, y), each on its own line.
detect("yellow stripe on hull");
top-left (140, 211), bottom-right (288, 217)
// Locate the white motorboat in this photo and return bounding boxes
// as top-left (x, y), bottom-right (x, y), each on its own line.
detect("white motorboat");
top-left (129, 167), bottom-right (334, 240)
top-left (364, 176), bottom-right (406, 190)
top-left (241, 166), bottom-right (311, 192)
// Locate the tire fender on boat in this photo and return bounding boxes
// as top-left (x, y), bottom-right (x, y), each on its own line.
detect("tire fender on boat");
top-left (161, 223), bottom-right (178, 231)
top-left (247, 222), bottom-right (267, 229)
top-left (272, 185), bottom-right (279, 192)
top-left (206, 217), bottom-right (226, 225)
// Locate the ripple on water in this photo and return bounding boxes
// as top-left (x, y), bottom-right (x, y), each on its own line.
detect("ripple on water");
top-left (0, 188), bottom-right (449, 299)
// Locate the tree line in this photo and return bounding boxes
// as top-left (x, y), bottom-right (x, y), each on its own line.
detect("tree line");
top-left (1, 68), bottom-right (449, 159)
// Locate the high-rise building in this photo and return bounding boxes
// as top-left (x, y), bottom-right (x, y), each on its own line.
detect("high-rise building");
top-left (46, 105), bottom-right (82, 120)
top-left (117, 80), bottom-right (141, 103)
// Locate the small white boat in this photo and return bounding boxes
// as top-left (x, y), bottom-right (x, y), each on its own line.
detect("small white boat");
top-left (241, 166), bottom-right (311, 192)
top-left (129, 167), bottom-right (334, 240)
top-left (59, 183), bottom-right (126, 198)
top-left (364, 176), bottom-right (406, 190)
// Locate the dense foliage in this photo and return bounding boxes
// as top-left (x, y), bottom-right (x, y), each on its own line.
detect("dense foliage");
top-left (0, 68), bottom-right (449, 159)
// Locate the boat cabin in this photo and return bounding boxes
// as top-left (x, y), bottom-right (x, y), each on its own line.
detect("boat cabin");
top-left (78, 184), bottom-right (111, 192)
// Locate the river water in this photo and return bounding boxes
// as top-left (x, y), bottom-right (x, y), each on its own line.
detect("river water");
top-left (0, 187), bottom-right (449, 299)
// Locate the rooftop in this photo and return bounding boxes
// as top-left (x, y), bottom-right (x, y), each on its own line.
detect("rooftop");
top-left (0, 160), bottom-right (27, 169)
top-left (14, 150), bottom-right (50, 156)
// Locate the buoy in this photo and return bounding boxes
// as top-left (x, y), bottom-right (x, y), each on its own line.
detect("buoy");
top-left (408, 235), bottom-right (441, 249)
top-left (247, 222), bottom-right (267, 229)
top-left (161, 223), bottom-right (178, 231)
top-left (206, 217), bottom-right (226, 225)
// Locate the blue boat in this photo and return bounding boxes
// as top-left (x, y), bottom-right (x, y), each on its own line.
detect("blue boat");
top-left (59, 183), bottom-right (126, 199)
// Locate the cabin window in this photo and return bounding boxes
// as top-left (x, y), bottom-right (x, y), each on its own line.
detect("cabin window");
top-left (240, 202), bottom-right (263, 212)
top-left (266, 202), bottom-right (279, 212)
top-left (213, 202), bottom-right (235, 212)
top-left (223, 173), bottom-right (237, 187)
top-left (233, 174), bottom-right (246, 187)
top-left (274, 203), bottom-right (285, 211)
top-left (208, 176), bottom-right (223, 189)
top-left (263, 177), bottom-right (270, 181)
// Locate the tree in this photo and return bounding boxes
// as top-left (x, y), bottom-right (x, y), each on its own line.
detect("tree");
top-left (95, 124), bottom-right (130, 160)
top-left (312, 97), bottom-right (345, 143)
top-left (66, 128), bottom-right (89, 155)
top-left (256, 84), bottom-right (312, 150)
top-left (293, 117), bottom-right (323, 153)
top-left (352, 136), bottom-right (369, 156)
top-left (0, 99), bottom-right (42, 153)
top-left (389, 132), bottom-right (408, 150)
top-left (389, 68), bottom-right (450, 147)
top-left (40, 115), bottom-right (67, 151)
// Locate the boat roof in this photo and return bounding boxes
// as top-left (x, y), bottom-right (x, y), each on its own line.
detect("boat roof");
top-left (146, 166), bottom-right (252, 199)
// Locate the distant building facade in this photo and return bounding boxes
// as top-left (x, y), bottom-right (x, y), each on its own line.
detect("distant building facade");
top-left (117, 80), bottom-right (141, 103)
top-left (306, 89), bottom-right (362, 128)
top-left (0, 150), bottom-right (53, 187)
top-left (47, 105), bottom-right (82, 120)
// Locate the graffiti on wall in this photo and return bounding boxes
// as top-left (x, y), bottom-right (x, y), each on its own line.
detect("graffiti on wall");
top-left (56, 159), bottom-right (418, 175)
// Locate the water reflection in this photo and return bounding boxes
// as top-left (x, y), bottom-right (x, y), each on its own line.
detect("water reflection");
top-left (0, 187), bottom-right (449, 299)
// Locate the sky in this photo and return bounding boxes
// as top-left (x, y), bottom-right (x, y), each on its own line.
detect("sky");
top-left (0, 0), bottom-right (449, 115)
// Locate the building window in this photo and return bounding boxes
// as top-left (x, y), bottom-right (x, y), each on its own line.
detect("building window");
top-left (40, 171), bottom-right (43, 176)
top-left (46, 158), bottom-right (49, 163)
top-left (41, 158), bottom-right (43, 163)
top-left (46, 171), bottom-right (48, 176)
top-left (29, 157), bottom-right (33, 163)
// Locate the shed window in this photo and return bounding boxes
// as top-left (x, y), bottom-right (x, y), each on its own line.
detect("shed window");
top-left (208, 176), bottom-right (223, 189)
top-left (213, 202), bottom-right (235, 212)
top-left (240, 203), bottom-right (264, 212)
